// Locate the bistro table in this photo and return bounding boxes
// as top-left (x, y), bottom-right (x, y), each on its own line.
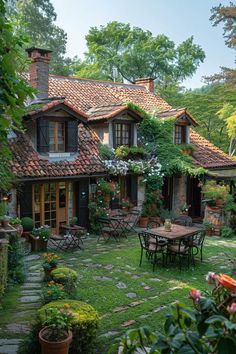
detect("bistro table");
top-left (145, 224), bottom-right (200, 241)
top-left (49, 225), bottom-right (86, 251)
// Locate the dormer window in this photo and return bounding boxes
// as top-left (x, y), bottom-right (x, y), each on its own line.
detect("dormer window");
top-left (115, 123), bottom-right (131, 147)
top-left (49, 121), bottom-right (65, 152)
top-left (175, 125), bottom-right (187, 144)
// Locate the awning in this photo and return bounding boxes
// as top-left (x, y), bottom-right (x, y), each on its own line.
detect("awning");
top-left (207, 169), bottom-right (236, 180)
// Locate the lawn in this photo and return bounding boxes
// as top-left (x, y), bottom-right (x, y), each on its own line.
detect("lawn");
top-left (58, 235), bottom-right (236, 353)
top-left (0, 234), bottom-right (235, 354)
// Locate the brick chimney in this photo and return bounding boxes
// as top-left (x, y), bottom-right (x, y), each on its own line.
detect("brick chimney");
top-left (26, 47), bottom-right (52, 99)
top-left (135, 78), bottom-right (155, 93)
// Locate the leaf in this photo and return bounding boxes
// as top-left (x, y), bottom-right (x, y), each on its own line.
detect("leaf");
top-left (218, 337), bottom-right (236, 354)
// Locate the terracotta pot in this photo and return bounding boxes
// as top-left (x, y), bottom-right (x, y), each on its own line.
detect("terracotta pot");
top-left (39, 327), bottom-right (72, 354)
top-left (104, 195), bottom-right (110, 203)
top-left (29, 234), bottom-right (48, 252)
top-left (215, 199), bottom-right (223, 207)
top-left (206, 229), bottom-right (214, 236)
top-left (139, 217), bottom-right (149, 228)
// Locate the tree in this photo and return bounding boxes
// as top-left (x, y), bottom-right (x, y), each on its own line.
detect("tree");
top-left (7, 0), bottom-right (74, 75)
top-left (205, 2), bottom-right (236, 85)
top-left (0, 0), bottom-right (33, 190)
top-left (84, 21), bottom-right (205, 84)
top-left (217, 103), bottom-right (236, 155)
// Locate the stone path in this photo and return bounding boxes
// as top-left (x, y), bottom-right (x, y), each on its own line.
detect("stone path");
top-left (0, 254), bottom-right (42, 354)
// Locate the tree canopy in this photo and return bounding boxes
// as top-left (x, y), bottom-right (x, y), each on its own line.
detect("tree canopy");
top-left (0, 0), bottom-right (33, 190)
top-left (7, 0), bottom-right (76, 75)
top-left (78, 21), bottom-right (205, 84)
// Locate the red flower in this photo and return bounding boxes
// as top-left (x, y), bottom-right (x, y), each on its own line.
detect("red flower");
top-left (217, 274), bottom-right (236, 293)
top-left (189, 288), bottom-right (202, 303)
top-left (227, 303), bottom-right (236, 314)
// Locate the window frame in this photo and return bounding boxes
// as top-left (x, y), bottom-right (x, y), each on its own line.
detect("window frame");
top-left (174, 124), bottom-right (187, 145)
top-left (49, 120), bottom-right (66, 153)
top-left (112, 120), bottom-right (134, 148)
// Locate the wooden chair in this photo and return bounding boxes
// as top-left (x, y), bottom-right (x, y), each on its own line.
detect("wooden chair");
top-left (138, 232), bottom-right (167, 271)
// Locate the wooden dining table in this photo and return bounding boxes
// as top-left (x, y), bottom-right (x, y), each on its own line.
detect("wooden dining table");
top-left (145, 224), bottom-right (201, 241)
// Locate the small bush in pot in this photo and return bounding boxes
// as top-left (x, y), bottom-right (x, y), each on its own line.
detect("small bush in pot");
top-left (51, 267), bottom-right (78, 293)
top-left (42, 253), bottom-right (60, 279)
top-left (42, 281), bottom-right (66, 304)
top-left (39, 304), bottom-right (73, 354)
top-left (21, 217), bottom-right (34, 232)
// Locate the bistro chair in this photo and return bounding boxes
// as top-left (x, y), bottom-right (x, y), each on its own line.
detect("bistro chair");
top-left (173, 215), bottom-right (193, 227)
top-left (167, 237), bottom-right (192, 270)
top-left (138, 232), bottom-right (167, 271)
top-left (97, 216), bottom-right (123, 242)
top-left (191, 230), bottom-right (206, 262)
top-left (122, 209), bottom-right (141, 233)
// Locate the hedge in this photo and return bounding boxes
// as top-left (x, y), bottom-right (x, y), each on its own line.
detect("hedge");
top-left (51, 267), bottom-right (78, 293)
top-left (38, 300), bottom-right (99, 354)
top-left (0, 240), bottom-right (8, 300)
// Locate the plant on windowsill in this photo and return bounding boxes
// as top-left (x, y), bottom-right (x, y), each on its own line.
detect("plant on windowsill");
top-left (39, 304), bottom-right (73, 354)
top-left (30, 225), bottom-right (51, 252)
top-left (115, 145), bottom-right (147, 160)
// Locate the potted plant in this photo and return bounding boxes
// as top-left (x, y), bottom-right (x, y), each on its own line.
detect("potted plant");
top-left (21, 217), bottom-right (34, 239)
top-left (69, 217), bottom-right (78, 226)
top-left (121, 198), bottom-right (132, 212)
top-left (203, 221), bottom-right (215, 236)
top-left (202, 181), bottom-right (229, 207)
top-left (39, 304), bottom-right (73, 354)
top-left (30, 225), bottom-right (51, 252)
top-left (180, 202), bottom-right (191, 215)
top-left (139, 204), bottom-right (149, 228)
top-left (42, 253), bottom-right (60, 279)
top-left (0, 201), bottom-right (9, 228)
top-left (9, 217), bottom-right (23, 236)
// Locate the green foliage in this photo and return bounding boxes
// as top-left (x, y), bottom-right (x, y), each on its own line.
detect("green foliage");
top-left (31, 225), bottom-right (51, 241)
top-left (202, 181), bottom-right (229, 204)
top-left (0, 241), bottom-right (8, 299)
top-left (88, 201), bottom-right (107, 234)
top-left (38, 300), bottom-right (99, 354)
top-left (51, 267), bottom-right (78, 293)
top-left (8, 233), bottom-right (25, 284)
top-left (115, 146), bottom-right (146, 160)
top-left (84, 21), bottom-right (205, 84)
top-left (217, 103), bottom-right (236, 155)
top-left (69, 216), bottom-right (78, 226)
top-left (21, 217), bottom-right (34, 231)
top-left (9, 217), bottom-right (21, 225)
top-left (139, 111), bottom-right (205, 176)
top-left (42, 281), bottom-right (66, 304)
top-left (221, 226), bottom-right (235, 238)
top-left (0, 201), bottom-right (8, 217)
top-left (42, 252), bottom-right (60, 271)
top-left (98, 144), bottom-right (114, 160)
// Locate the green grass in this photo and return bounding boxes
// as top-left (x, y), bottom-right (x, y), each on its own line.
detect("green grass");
top-left (0, 235), bottom-right (235, 353)
top-left (58, 235), bottom-right (236, 353)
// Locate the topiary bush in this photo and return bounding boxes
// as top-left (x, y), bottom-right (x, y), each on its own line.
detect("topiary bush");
top-left (38, 300), bottom-right (99, 354)
top-left (21, 217), bottom-right (34, 232)
top-left (51, 267), bottom-right (78, 293)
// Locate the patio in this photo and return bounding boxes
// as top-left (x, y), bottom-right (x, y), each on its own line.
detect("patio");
top-left (0, 234), bottom-right (235, 353)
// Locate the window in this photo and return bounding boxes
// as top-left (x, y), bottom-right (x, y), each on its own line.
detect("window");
top-left (175, 125), bottom-right (187, 144)
top-left (49, 121), bottom-right (65, 152)
top-left (114, 123), bottom-right (131, 147)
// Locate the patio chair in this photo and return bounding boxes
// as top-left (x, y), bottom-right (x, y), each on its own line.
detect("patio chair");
top-left (167, 237), bottom-right (192, 270)
top-left (138, 232), bottom-right (167, 271)
top-left (173, 215), bottom-right (193, 227)
top-left (97, 217), bottom-right (123, 242)
top-left (190, 230), bottom-right (206, 262)
top-left (122, 209), bottom-right (141, 232)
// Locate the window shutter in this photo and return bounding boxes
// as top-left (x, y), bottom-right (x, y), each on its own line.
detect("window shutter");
top-left (130, 175), bottom-right (138, 206)
top-left (66, 120), bottom-right (78, 152)
top-left (37, 118), bottom-right (49, 153)
top-left (19, 183), bottom-right (32, 218)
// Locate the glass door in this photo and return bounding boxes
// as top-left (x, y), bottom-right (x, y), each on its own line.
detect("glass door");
top-left (44, 183), bottom-right (57, 229)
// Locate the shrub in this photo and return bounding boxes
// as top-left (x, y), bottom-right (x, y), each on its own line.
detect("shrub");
top-left (0, 240), bottom-right (8, 299)
top-left (42, 253), bottom-right (60, 271)
top-left (21, 217), bottom-right (34, 231)
top-left (51, 267), bottom-right (78, 293)
top-left (8, 233), bottom-right (25, 284)
top-left (38, 300), bottom-right (99, 354)
top-left (31, 225), bottom-right (51, 241)
top-left (98, 143), bottom-right (114, 160)
top-left (221, 226), bottom-right (235, 238)
top-left (42, 281), bottom-right (66, 303)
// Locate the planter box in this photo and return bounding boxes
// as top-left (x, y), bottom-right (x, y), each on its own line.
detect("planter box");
top-left (29, 234), bottom-right (47, 252)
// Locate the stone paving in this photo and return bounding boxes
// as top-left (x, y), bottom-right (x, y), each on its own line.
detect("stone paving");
top-left (0, 254), bottom-right (42, 354)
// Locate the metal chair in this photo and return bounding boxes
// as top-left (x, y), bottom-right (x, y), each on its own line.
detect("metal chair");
top-left (138, 232), bottom-right (167, 271)
top-left (191, 230), bottom-right (206, 262)
top-left (97, 217), bottom-right (123, 242)
top-left (167, 237), bottom-right (192, 270)
top-left (173, 215), bottom-right (193, 227)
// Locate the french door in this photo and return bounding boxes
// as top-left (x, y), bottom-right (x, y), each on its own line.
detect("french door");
top-left (32, 182), bottom-right (68, 233)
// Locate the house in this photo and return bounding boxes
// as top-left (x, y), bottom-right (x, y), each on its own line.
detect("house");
top-left (7, 48), bottom-right (236, 231)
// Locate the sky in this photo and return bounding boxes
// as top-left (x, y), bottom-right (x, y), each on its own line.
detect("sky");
top-left (51, 0), bottom-right (235, 89)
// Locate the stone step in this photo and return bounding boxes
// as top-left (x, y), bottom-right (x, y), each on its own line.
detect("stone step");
top-left (20, 295), bottom-right (41, 303)
top-left (25, 277), bottom-right (42, 283)
top-left (21, 289), bottom-right (41, 296)
top-left (0, 339), bottom-right (22, 354)
top-left (24, 255), bottom-right (41, 262)
top-left (22, 283), bottom-right (41, 289)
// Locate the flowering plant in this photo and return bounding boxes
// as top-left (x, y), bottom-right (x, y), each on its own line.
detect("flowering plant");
top-left (42, 304), bottom-right (73, 341)
top-left (43, 281), bottom-right (66, 303)
top-left (42, 253), bottom-right (60, 271)
top-left (181, 202), bottom-right (191, 213)
top-left (121, 198), bottom-right (132, 210)
top-left (31, 225), bottom-right (51, 241)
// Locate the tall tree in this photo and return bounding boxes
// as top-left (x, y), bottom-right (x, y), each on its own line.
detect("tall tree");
top-left (83, 21), bottom-right (205, 84)
top-left (205, 2), bottom-right (236, 85)
top-left (0, 0), bottom-right (33, 190)
top-left (217, 103), bottom-right (236, 155)
top-left (8, 0), bottom-right (74, 75)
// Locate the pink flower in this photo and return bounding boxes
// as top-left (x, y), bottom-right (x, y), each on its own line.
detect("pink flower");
top-left (189, 288), bottom-right (202, 303)
top-left (227, 303), bottom-right (236, 314)
top-left (206, 272), bottom-right (217, 284)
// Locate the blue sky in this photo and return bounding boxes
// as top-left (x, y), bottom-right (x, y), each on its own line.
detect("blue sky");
top-left (51, 0), bottom-right (235, 88)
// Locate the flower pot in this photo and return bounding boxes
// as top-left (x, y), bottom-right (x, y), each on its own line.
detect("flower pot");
top-left (215, 199), bottom-right (223, 207)
top-left (29, 234), bottom-right (48, 252)
top-left (206, 229), bottom-right (214, 236)
top-left (104, 195), bottom-right (110, 203)
top-left (139, 217), bottom-right (149, 228)
top-left (39, 327), bottom-right (72, 354)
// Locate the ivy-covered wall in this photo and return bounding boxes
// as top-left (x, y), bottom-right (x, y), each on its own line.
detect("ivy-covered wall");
top-left (0, 239), bottom-right (9, 299)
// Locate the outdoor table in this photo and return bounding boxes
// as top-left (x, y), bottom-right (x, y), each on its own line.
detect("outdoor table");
top-left (145, 224), bottom-right (201, 241)
top-left (49, 224), bottom-right (86, 251)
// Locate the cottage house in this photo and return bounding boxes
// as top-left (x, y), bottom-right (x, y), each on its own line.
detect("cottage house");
top-left (8, 48), bottom-right (236, 231)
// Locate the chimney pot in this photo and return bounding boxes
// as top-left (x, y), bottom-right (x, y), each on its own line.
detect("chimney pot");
top-left (26, 47), bottom-right (52, 99)
top-left (135, 78), bottom-right (155, 93)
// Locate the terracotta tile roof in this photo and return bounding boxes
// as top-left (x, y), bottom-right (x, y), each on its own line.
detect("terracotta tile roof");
top-left (190, 130), bottom-right (236, 169)
top-left (48, 75), bottom-right (171, 114)
top-left (156, 108), bottom-right (198, 126)
top-left (9, 124), bottom-right (105, 179)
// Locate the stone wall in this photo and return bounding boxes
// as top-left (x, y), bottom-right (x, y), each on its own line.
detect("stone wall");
top-left (8, 189), bottom-right (17, 217)
top-left (137, 176), bottom-right (145, 206)
top-left (172, 176), bottom-right (187, 215)
top-left (204, 205), bottom-right (225, 236)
